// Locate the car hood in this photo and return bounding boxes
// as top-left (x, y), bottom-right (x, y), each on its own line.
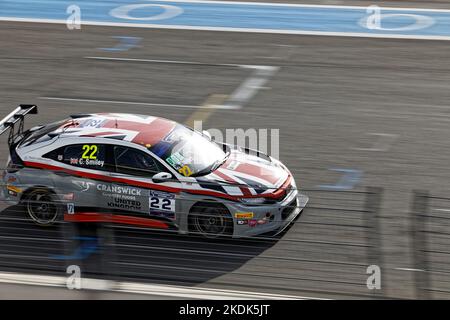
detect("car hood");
top-left (195, 148), bottom-right (290, 197)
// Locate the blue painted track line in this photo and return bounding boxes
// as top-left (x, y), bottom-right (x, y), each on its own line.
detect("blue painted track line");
top-left (99, 36), bottom-right (142, 51)
top-left (1, 0), bottom-right (450, 39)
top-left (50, 236), bottom-right (98, 260)
top-left (319, 169), bottom-right (363, 191)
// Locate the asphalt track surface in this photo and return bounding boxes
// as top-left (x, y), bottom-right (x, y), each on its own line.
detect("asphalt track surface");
top-left (1, 16), bottom-right (450, 299)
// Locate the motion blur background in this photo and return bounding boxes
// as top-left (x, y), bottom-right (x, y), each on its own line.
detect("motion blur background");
top-left (1, 0), bottom-right (450, 299)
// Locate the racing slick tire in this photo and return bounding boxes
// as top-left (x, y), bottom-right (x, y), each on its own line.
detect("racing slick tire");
top-left (23, 188), bottom-right (62, 226)
top-left (188, 202), bottom-right (233, 239)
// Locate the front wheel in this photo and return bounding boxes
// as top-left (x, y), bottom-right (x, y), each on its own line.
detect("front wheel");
top-left (189, 204), bottom-right (233, 239)
top-left (24, 189), bottom-right (61, 226)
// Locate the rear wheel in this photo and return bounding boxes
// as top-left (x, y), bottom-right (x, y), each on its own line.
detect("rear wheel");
top-left (24, 189), bottom-right (60, 226)
top-left (189, 203), bottom-right (233, 239)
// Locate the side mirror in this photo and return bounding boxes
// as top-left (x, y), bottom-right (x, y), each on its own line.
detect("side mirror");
top-left (152, 172), bottom-right (172, 183)
top-left (202, 130), bottom-right (212, 140)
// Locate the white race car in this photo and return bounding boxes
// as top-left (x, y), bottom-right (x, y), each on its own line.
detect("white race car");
top-left (0, 105), bottom-right (308, 238)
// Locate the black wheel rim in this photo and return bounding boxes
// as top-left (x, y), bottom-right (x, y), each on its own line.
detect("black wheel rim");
top-left (193, 208), bottom-right (228, 238)
top-left (27, 191), bottom-right (58, 225)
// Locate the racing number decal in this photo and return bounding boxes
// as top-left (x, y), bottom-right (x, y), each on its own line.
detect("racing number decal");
top-left (81, 145), bottom-right (98, 160)
top-left (178, 165), bottom-right (192, 177)
top-left (149, 191), bottom-right (176, 214)
top-left (150, 197), bottom-right (173, 211)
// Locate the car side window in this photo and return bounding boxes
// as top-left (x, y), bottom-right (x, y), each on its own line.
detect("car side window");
top-left (114, 146), bottom-right (167, 176)
top-left (44, 144), bottom-right (110, 171)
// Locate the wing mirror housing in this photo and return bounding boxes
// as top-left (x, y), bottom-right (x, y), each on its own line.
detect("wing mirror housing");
top-left (152, 172), bottom-right (173, 183)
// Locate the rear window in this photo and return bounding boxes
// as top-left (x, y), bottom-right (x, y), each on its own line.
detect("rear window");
top-left (44, 144), bottom-right (111, 171)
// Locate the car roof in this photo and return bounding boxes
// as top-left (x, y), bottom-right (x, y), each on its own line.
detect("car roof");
top-left (51, 113), bottom-right (178, 148)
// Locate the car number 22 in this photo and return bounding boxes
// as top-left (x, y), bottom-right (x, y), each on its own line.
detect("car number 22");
top-left (149, 191), bottom-right (175, 212)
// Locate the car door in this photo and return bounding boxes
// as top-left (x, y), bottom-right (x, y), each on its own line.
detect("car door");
top-left (111, 145), bottom-right (178, 222)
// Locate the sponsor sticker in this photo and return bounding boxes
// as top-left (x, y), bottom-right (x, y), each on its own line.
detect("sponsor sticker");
top-left (178, 165), bottom-right (193, 177)
top-left (97, 184), bottom-right (141, 196)
top-left (234, 212), bottom-right (254, 219)
top-left (107, 198), bottom-right (142, 211)
top-left (67, 203), bottom-right (75, 215)
top-left (248, 219), bottom-right (258, 227)
top-left (166, 152), bottom-right (185, 170)
top-left (73, 181), bottom-right (90, 192)
top-left (246, 217), bottom-right (270, 227)
top-left (236, 220), bottom-right (248, 225)
top-left (79, 118), bottom-right (106, 128)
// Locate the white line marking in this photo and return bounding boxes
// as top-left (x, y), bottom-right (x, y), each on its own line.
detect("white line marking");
top-left (118, 283), bottom-right (323, 300)
top-left (359, 109), bottom-right (450, 119)
top-left (395, 268), bottom-right (424, 272)
top-left (39, 96), bottom-right (233, 110)
top-left (0, 271), bottom-right (325, 300)
top-left (434, 208), bottom-right (450, 213)
top-left (85, 56), bottom-right (278, 110)
top-left (359, 12), bottom-right (435, 32)
top-left (366, 102), bottom-right (450, 110)
top-left (2, 17), bottom-right (450, 41)
top-left (85, 56), bottom-right (245, 68)
top-left (110, 4), bottom-right (184, 21)
top-left (220, 66), bottom-right (279, 109)
top-left (352, 133), bottom-right (398, 152)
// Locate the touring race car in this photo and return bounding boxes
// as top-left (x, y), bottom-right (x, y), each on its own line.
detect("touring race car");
top-left (0, 105), bottom-right (308, 238)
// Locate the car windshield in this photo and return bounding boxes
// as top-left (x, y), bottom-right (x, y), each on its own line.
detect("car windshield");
top-left (149, 124), bottom-right (227, 177)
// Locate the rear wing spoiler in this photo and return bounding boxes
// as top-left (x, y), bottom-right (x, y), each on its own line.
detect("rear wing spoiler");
top-left (0, 105), bottom-right (38, 146)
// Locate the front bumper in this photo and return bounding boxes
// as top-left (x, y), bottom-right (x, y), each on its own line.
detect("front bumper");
top-left (229, 188), bottom-right (309, 238)
top-left (0, 187), bottom-right (21, 206)
top-left (0, 177), bottom-right (23, 206)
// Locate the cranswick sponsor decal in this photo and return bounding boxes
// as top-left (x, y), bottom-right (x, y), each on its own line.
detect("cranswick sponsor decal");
top-left (96, 184), bottom-right (141, 196)
top-left (97, 183), bottom-right (142, 202)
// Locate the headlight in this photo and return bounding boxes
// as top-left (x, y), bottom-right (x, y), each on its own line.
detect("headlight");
top-left (291, 178), bottom-right (297, 189)
top-left (239, 197), bottom-right (266, 205)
